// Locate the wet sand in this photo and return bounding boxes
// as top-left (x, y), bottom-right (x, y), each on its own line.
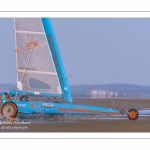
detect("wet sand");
top-left (0, 119), bottom-right (149, 132)
top-left (0, 98), bottom-right (150, 132)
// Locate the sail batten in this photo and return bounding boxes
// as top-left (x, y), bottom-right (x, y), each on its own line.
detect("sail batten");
top-left (15, 18), bottom-right (62, 94)
top-left (17, 70), bottom-right (57, 75)
top-left (15, 30), bottom-right (45, 35)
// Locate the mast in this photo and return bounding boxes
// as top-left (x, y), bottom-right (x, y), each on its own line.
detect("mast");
top-left (41, 18), bottom-right (73, 102)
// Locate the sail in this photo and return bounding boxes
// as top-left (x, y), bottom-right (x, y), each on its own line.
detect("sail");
top-left (14, 18), bottom-right (62, 94)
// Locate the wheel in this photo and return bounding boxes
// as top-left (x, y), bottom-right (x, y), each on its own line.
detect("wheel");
top-left (1, 102), bottom-right (18, 118)
top-left (20, 95), bottom-right (29, 101)
top-left (127, 109), bottom-right (139, 120)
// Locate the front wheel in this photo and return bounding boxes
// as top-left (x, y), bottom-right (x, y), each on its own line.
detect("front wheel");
top-left (127, 109), bottom-right (139, 120)
top-left (1, 102), bottom-right (18, 118)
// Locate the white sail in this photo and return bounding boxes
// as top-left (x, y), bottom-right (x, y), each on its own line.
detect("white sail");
top-left (14, 18), bottom-right (62, 94)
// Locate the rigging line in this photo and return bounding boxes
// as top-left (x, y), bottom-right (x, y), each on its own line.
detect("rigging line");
top-left (57, 19), bottom-right (120, 111)
top-left (15, 19), bottom-right (41, 99)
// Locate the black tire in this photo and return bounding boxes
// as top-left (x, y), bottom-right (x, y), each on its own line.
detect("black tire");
top-left (127, 108), bottom-right (139, 120)
top-left (1, 102), bottom-right (18, 118)
top-left (20, 95), bottom-right (29, 101)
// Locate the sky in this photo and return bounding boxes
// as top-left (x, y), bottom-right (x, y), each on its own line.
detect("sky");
top-left (1, 18), bottom-right (150, 86)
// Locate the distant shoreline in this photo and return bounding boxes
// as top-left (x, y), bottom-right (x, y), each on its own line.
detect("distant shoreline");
top-left (1, 83), bottom-right (150, 98)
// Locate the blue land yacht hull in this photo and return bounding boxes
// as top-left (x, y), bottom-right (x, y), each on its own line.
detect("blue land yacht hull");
top-left (1, 92), bottom-right (121, 115)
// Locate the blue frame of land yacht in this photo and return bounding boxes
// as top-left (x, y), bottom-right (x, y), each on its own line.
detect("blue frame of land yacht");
top-left (1, 92), bottom-right (121, 115)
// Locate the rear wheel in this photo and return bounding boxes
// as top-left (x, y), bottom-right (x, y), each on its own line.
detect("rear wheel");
top-left (127, 109), bottom-right (139, 120)
top-left (1, 102), bottom-right (18, 118)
